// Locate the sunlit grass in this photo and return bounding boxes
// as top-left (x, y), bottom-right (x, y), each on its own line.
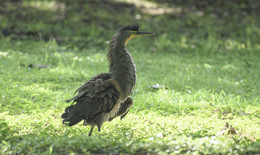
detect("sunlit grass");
top-left (0, 36), bottom-right (259, 154)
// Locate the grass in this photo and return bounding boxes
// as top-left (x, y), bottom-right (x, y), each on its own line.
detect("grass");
top-left (1, 0), bottom-right (260, 154)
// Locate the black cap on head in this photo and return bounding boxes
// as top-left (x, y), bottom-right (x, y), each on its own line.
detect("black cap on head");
top-left (120, 25), bottom-right (139, 32)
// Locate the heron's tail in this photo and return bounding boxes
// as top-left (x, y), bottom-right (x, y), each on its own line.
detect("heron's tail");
top-left (61, 104), bottom-right (83, 126)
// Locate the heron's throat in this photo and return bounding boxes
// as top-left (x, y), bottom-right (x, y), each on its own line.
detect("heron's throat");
top-left (107, 38), bottom-right (136, 100)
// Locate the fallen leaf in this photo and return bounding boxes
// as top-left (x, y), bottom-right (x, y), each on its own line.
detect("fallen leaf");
top-left (217, 122), bottom-right (237, 136)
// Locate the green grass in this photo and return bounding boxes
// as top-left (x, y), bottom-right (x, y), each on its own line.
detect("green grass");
top-left (1, 0), bottom-right (260, 154)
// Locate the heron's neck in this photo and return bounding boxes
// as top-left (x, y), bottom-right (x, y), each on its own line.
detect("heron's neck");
top-left (107, 37), bottom-right (136, 100)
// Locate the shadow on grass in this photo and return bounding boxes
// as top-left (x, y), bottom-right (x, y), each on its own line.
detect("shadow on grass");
top-left (1, 0), bottom-right (259, 49)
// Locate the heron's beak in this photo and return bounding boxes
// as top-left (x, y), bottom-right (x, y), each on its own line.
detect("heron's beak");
top-left (134, 31), bottom-right (155, 37)
top-left (125, 31), bottom-right (155, 45)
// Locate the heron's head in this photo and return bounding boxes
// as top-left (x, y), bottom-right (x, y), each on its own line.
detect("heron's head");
top-left (115, 25), bottom-right (155, 46)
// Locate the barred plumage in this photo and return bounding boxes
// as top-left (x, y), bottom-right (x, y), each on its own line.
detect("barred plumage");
top-left (61, 25), bottom-right (154, 136)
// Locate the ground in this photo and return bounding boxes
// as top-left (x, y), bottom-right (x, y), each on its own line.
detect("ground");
top-left (0, 0), bottom-right (260, 154)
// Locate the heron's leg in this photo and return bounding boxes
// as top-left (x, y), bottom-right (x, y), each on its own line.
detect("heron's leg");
top-left (88, 127), bottom-right (94, 136)
top-left (119, 96), bottom-right (134, 120)
top-left (108, 96), bottom-right (134, 122)
top-left (97, 125), bottom-right (101, 132)
top-left (96, 112), bottom-right (106, 132)
top-left (120, 110), bottom-right (129, 120)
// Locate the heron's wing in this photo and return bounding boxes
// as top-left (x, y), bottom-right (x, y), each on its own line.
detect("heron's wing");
top-left (66, 73), bottom-right (112, 102)
top-left (62, 73), bottom-right (120, 126)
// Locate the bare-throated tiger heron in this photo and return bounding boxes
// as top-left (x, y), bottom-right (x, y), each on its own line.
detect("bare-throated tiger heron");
top-left (61, 25), bottom-right (155, 136)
